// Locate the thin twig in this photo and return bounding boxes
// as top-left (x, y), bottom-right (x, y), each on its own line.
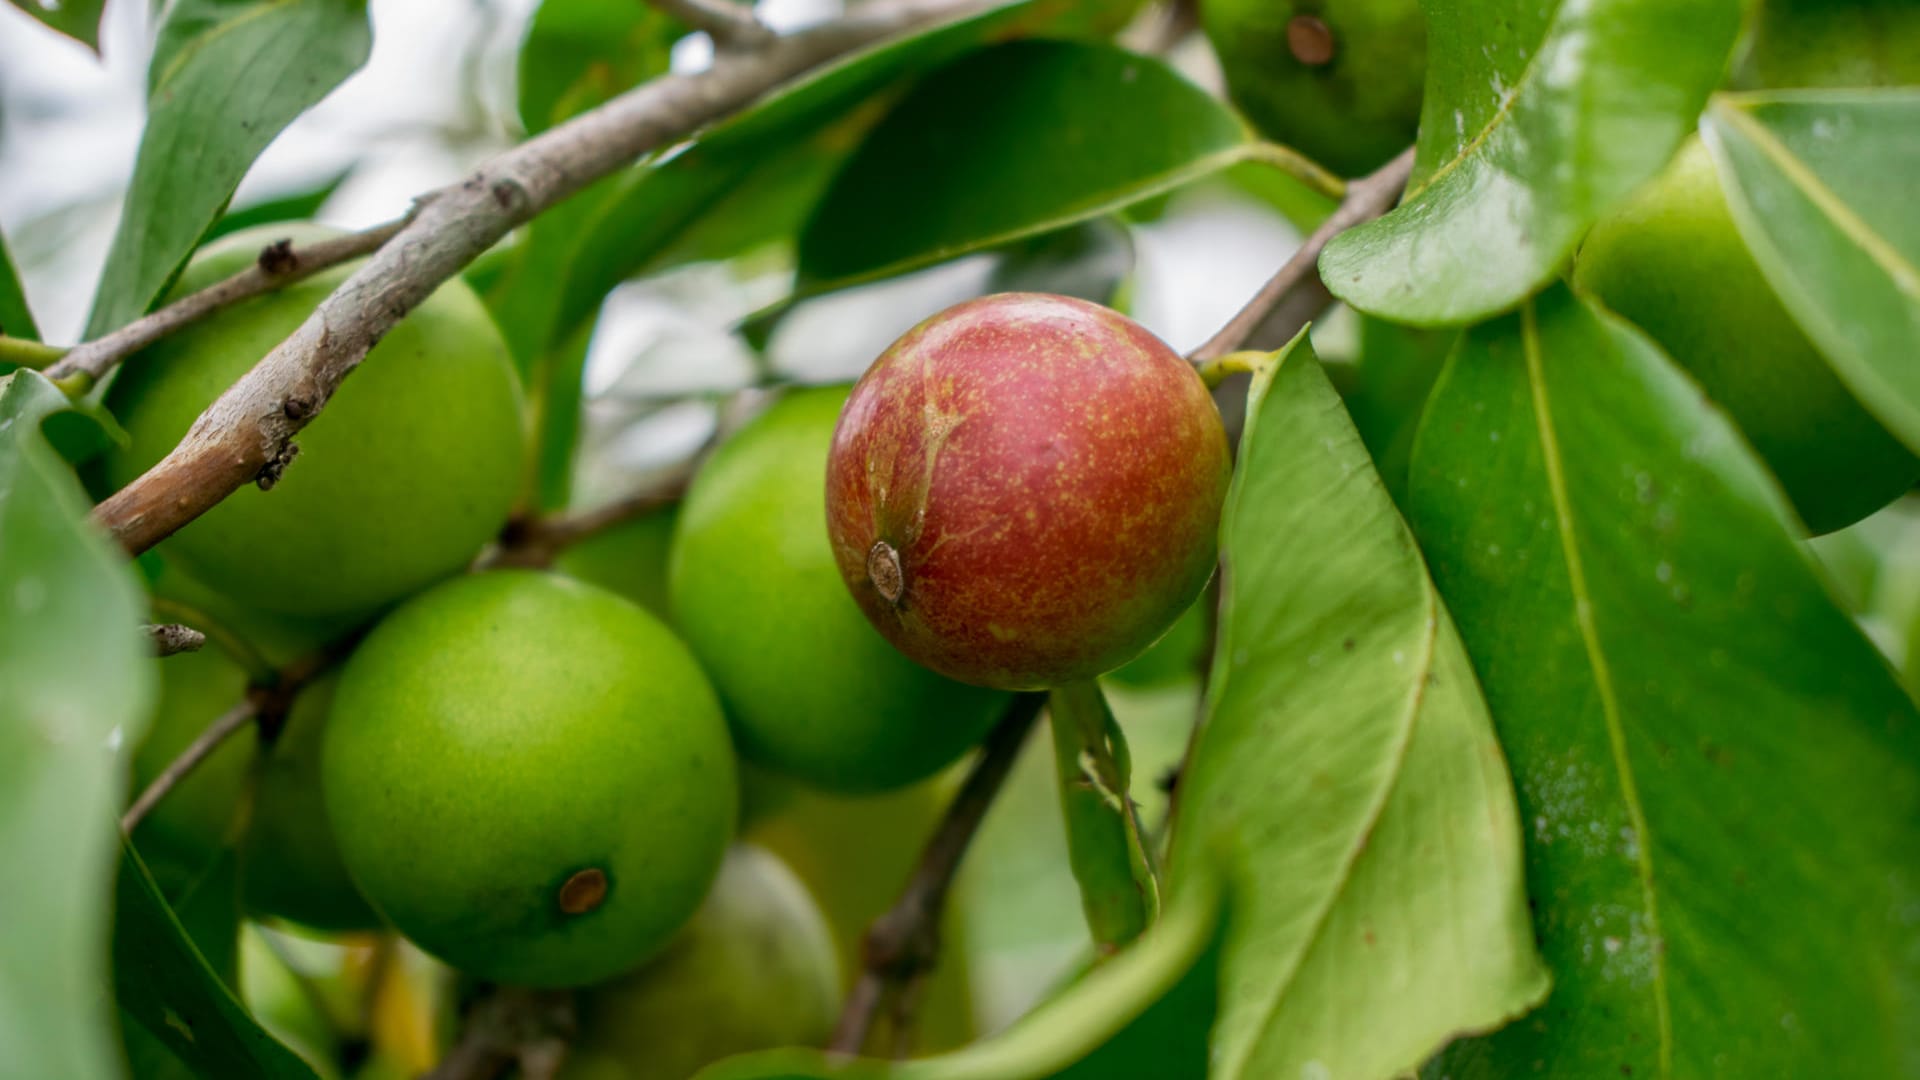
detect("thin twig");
top-left (45, 220), bottom-right (409, 388)
top-left (829, 692), bottom-right (1047, 1055)
top-left (426, 987), bottom-right (577, 1080)
top-left (121, 699), bottom-right (259, 832)
top-left (1187, 145), bottom-right (1416, 364)
top-left (486, 458), bottom-right (699, 570)
top-left (91, 0), bottom-right (996, 559)
top-left (144, 623), bottom-right (207, 657)
top-left (644, 0), bottom-right (774, 48)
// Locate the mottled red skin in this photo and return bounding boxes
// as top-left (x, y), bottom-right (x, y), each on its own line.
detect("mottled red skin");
top-left (826, 293), bottom-right (1230, 691)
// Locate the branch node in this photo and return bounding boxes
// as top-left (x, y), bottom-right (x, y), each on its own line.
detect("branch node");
top-left (144, 623), bottom-right (207, 657)
top-left (256, 441), bottom-right (300, 490)
top-left (257, 238), bottom-right (299, 276)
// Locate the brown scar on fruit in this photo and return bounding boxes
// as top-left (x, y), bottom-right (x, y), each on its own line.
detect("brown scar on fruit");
top-left (557, 868), bottom-right (609, 916)
top-left (1287, 14), bottom-right (1336, 65)
top-left (868, 541), bottom-right (905, 605)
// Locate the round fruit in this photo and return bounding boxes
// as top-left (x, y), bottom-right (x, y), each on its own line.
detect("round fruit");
top-left (129, 646), bottom-right (259, 893)
top-left (1574, 139), bottom-right (1919, 534)
top-left (1204, 0), bottom-right (1426, 176)
top-left (242, 672), bottom-right (382, 932)
top-left (826, 293), bottom-right (1230, 691)
top-left (561, 846), bottom-right (839, 1080)
top-left (101, 223), bottom-right (528, 618)
top-left (553, 505), bottom-right (678, 624)
top-left (670, 386), bottom-right (1007, 792)
top-left (323, 571), bottom-right (736, 987)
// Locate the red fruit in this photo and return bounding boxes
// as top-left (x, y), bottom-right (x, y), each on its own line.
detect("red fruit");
top-left (826, 293), bottom-right (1230, 691)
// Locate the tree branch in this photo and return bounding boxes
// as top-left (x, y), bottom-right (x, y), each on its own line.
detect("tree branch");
top-left (44, 221), bottom-right (409, 389)
top-left (644, 0), bottom-right (774, 48)
top-left (121, 699), bottom-right (259, 833)
top-left (144, 623), bottom-right (207, 657)
top-left (425, 986), bottom-right (577, 1080)
top-left (1187, 145), bottom-right (1416, 364)
top-left (829, 692), bottom-right (1047, 1056)
top-left (91, 0), bottom-right (998, 558)
top-left (486, 458), bottom-right (698, 570)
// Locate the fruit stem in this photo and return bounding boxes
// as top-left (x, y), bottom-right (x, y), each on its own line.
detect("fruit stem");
top-left (1047, 679), bottom-right (1160, 954)
top-left (1246, 141), bottom-right (1348, 202)
top-left (0, 335), bottom-right (68, 371)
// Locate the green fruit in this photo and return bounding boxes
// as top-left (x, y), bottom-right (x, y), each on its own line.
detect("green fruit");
top-left (128, 638), bottom-right (382, 932)
top-left (553, 505), bottom-right (678, 623)
top-left (242, 672), bottom-right (382, 932)
top-left (1736, 0), bottom-right (1920, 89)
top-left (1205, 0), bottom-right (1426, 176)
top-left (323, 571), bottom-right (736, 987)
top-left (1575, 139), bottom-right (1919, 534)
top-left (102, 223), bottom-right (528, 618)
top-left (562, 846), bottom-right (839, 1080)
top-left (129, 646), bottom-right (259, 892)
top-left (670, 386), bottom-right (1007, 793)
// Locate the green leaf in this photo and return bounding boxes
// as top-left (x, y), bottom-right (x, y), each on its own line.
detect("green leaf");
top-left (5, 0), bottom-right (105, 51)
top-left (697, 871), bottom-right (1224, 1080)
top-left (1320, 0), bottom-right (1743, 325)
top-left (0, 370), bottom-right (156, 1080)
top-left (1702, 89), bottom-right (1920, 456)
top-left (0, 224), bottom-right (40, 342)
top-left (206, 170), bottom-right (353, 242)
top-left (1170, 336), bottom-right (1547, 1078)
top-left (795, 40), bottom-right (1254, 293)
top-left (517, 0), bottom-right (684, 136)
top-left (1048, 680), bottom-right (1158, 950)
top-left (1408, 285), bottom-right (1920, 1075)
top-left (85, 0), bottom-right (372, 337)
top-left (113, 846), bottom-right (321, 1079)
top-left (985, 219), bottom-right (1135, 307)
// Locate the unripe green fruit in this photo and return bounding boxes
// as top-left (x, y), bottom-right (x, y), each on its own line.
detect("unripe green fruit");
top-left (670, 386), bottom-right (1007, 793)
top-left (1204, 0), bottom-right (1426, 176)
top-left (561, 846), bottom-right (839, 1080)
top-left (827, 294), bottom-right (1230, 691)
top-left (128, 627), bottom-right (379, 931)
top-left (1574, 139), bottom-right (1919, 534)
top-left (323, 571), bottom-right (736, 987)
top-left (553, 505), bottom-right (678, 624)
top-left (102, 223), bottom-right (528, 618)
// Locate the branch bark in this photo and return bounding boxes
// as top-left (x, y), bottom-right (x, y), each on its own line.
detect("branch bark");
top-left (1187, 145), bottom-right (1416, 364)
top-left (486, 458), bottom-right (698, 570)
top-left (121, 699), bottom-right (259, 833)
top-left (44, 222), bottom-right (408, 388)
top-left (829, 692), bottom-right (1046, 1056)
top-left (644, 0), bottom-right (774, 48)
top-left (144, 623), bottom-right (208, 657)
top-left (91, 0), bottom-right (997, 558)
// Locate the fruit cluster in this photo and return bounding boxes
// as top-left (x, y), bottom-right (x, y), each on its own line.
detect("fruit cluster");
top-left (112, 232), bottom-right (1226, 1072)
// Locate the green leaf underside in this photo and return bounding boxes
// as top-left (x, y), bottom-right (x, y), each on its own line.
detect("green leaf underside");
top-left (1321, 0), bottom-right (1743, 326)
top-left (1173, 335), bottom-right (1547, 1078)
top-left (114, 846), bottom-right (321, 1079)
top-left (0, 225), bottom-right (41, 342)
top-left (206, 170), bottom-right (353, 242)
top-left (1703, 90), bottom-right (1920, 456)
top-left (795, 39), bottom-right (1253, 292)
top-left (694, 870), bottom-right (1224, 1080)
top-left (85, 0), bottom-right (372, 337)
top-left (1410, 286), bottom-right (1920, 1076)
top-left (0, 371), bottom-right (155, 1079)
top-left (5, 0), bottom-right (106, 50)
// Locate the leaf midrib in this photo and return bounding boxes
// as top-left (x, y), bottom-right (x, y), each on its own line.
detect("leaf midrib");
top-left (1521, 300), bottom-right (1673, 1077)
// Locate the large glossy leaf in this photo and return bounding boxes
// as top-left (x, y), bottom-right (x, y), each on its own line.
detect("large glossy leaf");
top-left (0, 370), bottom-right (155, 1080)
top-left (85, 0), bottom-right (372, 337)
top-left (517, 0), bottom-right (683, 136)
top-left (1410, 285), bottom-right (1920, 1075)
top-left (1702, 89), bottom-right (1920, 455)
top-left (697, 871), bottom-right (1224, 1080)
top-left (114, 847), bottom-right (320, 1079)
top-left (1171, 337), bottom-right (1548, 1078)
top-left (1320, 0), bottom-right (1743, 325)
top-left (795, 40), bottom-right (1254, 292)
top-left (0, 225), bottom-right (39, 342)
top-left (4, 0), bottom-right (105, 50)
